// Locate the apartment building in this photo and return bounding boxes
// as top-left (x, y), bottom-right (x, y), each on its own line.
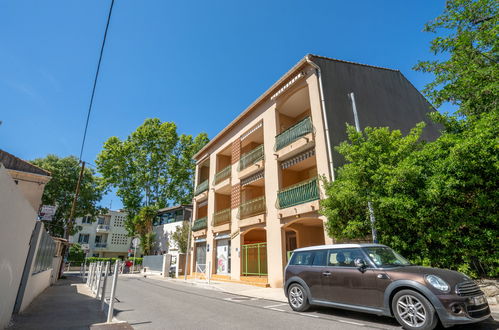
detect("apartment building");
top-left (70, 210), bottom-right (133, 258)
top-left (190, 54), bottom-right (440, 288)
top-left (152, 204), bottom-right (192, 257)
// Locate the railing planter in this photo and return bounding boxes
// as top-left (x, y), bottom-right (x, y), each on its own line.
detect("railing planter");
top-left (212, 208), bottom-right (231, 226)
top-left (213, 165), bottom-right (231, 185)
top-left (277, 177), bottom-right (319, 209)
top-left (194, 179), bottom-right (209, 196)
top-left (275, 116), bottom-right (313, 151)
top-left (192, 217), bottom-right (208, 231)
top-left (238, 145), bottom-right (264, 171)
top-left (238, 196), bottom-right (266, 219)
top-left (94, 243), bottom-right (107, 249)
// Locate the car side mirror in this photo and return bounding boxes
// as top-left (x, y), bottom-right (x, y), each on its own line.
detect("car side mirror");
top-left (354, 258), bottom-right (367, 272)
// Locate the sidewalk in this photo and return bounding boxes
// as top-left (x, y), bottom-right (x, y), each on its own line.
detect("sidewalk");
top-left (8, 274), bottom-right (132, 330)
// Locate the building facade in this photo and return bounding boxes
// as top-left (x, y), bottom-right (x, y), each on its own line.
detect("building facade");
top-left (70, 210), bottom-right (133, 258)
top-left (190, 54), bottom-right (440, 288)
top-left (152, 205), bottom-right (192, 260)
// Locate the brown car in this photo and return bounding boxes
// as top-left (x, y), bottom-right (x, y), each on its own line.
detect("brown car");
top-left (284, 244), bottom-right (490, 330)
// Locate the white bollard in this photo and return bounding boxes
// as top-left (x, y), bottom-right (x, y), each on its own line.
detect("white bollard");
top-left (101, 261), bottom-right (110, 310)
top-left (87, 263), bottom-right (93, 287)
top-left (107, 261), bottom-right (120, 323)
top-left (95, 262), bottom-right (103, 298)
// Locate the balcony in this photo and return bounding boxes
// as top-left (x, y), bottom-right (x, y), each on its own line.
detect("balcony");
top-left (194, 179), bottom-right (209, 196)
top-left (212, 208), bottom-right (231, 227)
top-left (94, 242), bottom-right (107, 249)
top-left (192, 217), bottom-right (208, 231)
top-left (239, 145), bottom-right (264, 171)
top-left (238, 196), bottom-right (266, 219)
top-left (96, 224), bottom-right (110, 232)
top-left (277, 177), bottom-right (319, 209)
top-left (213, 165), bottom-right (231, 186)
top-left (275, 116), bottom-right (314, 152)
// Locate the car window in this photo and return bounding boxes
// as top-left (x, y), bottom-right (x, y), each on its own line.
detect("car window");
top-left (289, 251), bottom-right (314, 266)
top-left (328, 248), bottom-right (364, 267)
top-left (312, 250), bottom-right (327, 266)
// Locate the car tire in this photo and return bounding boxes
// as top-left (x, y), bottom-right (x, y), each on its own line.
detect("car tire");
top-left (287, 283), bottom-right (310, 312)
top-left (392, 289), bottom-right (438, 330)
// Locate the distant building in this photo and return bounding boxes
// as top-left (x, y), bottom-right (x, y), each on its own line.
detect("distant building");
top-left (152, 204), bottom-right (192, 258)
top-left (70, 210), bottom-right (134, 258)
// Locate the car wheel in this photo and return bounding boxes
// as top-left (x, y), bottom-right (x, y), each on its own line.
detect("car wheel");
top-left (287, 283), bottom-right (310, 312)
top-left (392, 289), bottom-right (438, 330)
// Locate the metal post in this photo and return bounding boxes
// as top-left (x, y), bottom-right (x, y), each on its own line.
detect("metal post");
top-left (82, 253), bottom-right (88, 282)
top-left (101, 261), bottom-right (110, 310)
top-left (95, 262), bottom-right (103, 298)
top-left (87, 263), bottom-right (93, 287)
top-left (207, 261), bottom-right (211, 284)
top-left (107, 261), bottom-right (120, 323)
top-left (348, 92), bottom-right (378, 244)
top-left (86, 263), bottom-right (91, 286)
top-left (184, 208), bottom-right (193, 281)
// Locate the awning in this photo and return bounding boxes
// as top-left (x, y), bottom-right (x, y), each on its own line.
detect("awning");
top-left (241, 170), bottom-right (264, 186)
top-left (215, 233), bottom-right (230, 240)
top-left (194, 238), bottom-right (206, 243)
top-left (240, 121), bottom-right (263, 141)
top-left (280, 148), bottom-right (315, 169)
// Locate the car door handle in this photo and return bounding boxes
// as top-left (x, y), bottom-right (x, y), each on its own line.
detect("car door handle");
top-left (322, 271), bottom-right (331, 276)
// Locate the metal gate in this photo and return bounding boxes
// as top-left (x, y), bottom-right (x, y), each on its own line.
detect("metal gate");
top-left (242, 242), bottom-right (267, 276)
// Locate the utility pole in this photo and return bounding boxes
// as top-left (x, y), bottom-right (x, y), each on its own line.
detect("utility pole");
top-left (65, 161), bottom-right (86, 239)
top-left (348, 92), bottom-right (378, 243)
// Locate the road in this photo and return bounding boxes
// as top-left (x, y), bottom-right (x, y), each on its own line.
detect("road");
top-left (107, 275), bottom-right (498, 330)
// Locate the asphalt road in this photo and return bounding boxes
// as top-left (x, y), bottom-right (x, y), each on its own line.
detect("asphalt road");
top-left (107, 276), bottom-right (498, 330)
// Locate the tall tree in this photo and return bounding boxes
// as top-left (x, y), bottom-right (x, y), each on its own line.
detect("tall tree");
top-left (132, 205), bottom-right (158, 255)
top-left (32, 155), bottom-right (104, 237)
top-left (414, 0), bottom-right (498, 118)
top-left (171, 221), bottom-right (190, 254)
top-left (96, 118), bottom-right (208, 234)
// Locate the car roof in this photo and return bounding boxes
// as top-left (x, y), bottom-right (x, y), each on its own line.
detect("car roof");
top-left (293, 243), bottom-right (387, 252)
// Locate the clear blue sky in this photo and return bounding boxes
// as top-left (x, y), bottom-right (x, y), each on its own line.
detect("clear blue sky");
top-left (0, 1), bottom-right (451, 209)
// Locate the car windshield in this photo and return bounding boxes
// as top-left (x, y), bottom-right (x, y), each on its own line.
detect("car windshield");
top-left (363, 246), bottom-right (411, 268)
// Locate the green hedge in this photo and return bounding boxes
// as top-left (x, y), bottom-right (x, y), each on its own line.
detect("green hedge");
top-left (129, 257), bottom-right (143, 265)
top-left (85, 257), bottom-right (119, 265)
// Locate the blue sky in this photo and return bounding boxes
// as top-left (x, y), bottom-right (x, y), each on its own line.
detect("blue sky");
top-left (0, 1), bottom-right (451, 209)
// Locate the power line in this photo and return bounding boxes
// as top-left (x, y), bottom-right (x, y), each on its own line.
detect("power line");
top-left (79, 0), bottom-right (115, 161)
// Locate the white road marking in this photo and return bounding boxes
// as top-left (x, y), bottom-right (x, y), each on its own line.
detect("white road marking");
top-left (298, 313), bottom-right (319, 318)
top-left (269, 308), bottom-right (286, 312)
top-left (263, 303), bottom-right (288, 308)
top-left (337, 319), bottom-right (366, 326)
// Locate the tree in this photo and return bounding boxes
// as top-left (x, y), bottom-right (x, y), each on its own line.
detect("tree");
top-left (31, 155), bottom-right (104, 237)
top-left (414, 0), bottom-right (498, 118)
top-left (131, 205), bottom-right (158, 255)
top-left (96, 118), bottom-right (208, 229)
top-left (171, 221), bottom-right (190, 254)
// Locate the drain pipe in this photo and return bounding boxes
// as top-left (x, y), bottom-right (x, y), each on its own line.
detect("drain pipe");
top-left (306, 55), bottom-right (335, 181)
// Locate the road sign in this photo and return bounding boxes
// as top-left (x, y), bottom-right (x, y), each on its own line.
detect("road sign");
top-left (132, 237), bottom-right (140, 248)
top-left (38, 205), bottom-right (57, 221)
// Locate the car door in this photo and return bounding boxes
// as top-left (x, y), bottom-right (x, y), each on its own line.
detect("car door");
top-left (288, 250), bottom-right (327, 300)
top-left (325, 248), bottom-right (380, 307)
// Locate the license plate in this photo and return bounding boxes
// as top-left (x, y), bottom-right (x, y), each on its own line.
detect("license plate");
top-left (471, 295), bottom-right (487, 305)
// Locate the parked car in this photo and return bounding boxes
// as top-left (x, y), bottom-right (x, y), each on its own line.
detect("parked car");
top-left (284, 244), bottom-right (490, 330)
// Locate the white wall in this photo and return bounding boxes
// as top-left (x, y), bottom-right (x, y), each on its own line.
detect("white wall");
top-left (18, 269), bottom-right (52, 312)
top-left (0, 165), bottom-right (37, 329)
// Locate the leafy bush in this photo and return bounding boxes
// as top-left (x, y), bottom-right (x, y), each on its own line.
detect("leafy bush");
top-left (129, 257), bottom-right (143, 265)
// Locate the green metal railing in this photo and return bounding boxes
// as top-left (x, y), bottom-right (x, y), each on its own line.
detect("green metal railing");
top-left (212, 208), bottom-right (231, 226)
top-left (238, 144), bottom-right (264, 171)
top-left (238, 196), bottom-right (266, 219)
top-left (242, 242), bottom-right (268, 276)
top-left (213, 165), bottom-right (231, 185)
top-left (277, 177), bottom-right (319, 209)
top-left (275, 116), bottom-right (313, 151)
top-left (192, 217), bottom-right (207, 231)
top-left (194, 179), bottom-right (209, 196)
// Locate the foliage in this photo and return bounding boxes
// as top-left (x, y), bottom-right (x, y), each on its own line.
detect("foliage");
top-left (132, 206), bottom-right (158, 255)
top-left (68, 243), bottom-right (85, 263)
top-left (321, 113), bottom-right (498, 277)
top-left (31, 155), bottom-right (105, 237)
top-left (414, 0), bottom-right (498, 118)
top-left (171, 221), bottom-right (190, 254)
top-left (96, 118), bottom-right (209, 234)
top-left (86, 257), bottom-right (119, 265)
top-left (128, 257), bottom-right (143, 265)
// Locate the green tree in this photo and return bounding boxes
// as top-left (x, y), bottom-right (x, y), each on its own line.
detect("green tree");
top-left (32, 155), bottom-right (104, 237)
top-left (414, 0), bottom-right (498, 118)
top-left (96, 118), bottom-right (208, 228)
top-left (171, 221), bottom-right (190, 254)
top-left (132, 205), bottom-right (158, 255)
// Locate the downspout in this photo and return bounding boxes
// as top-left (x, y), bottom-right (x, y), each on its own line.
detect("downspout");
top-left (306, 55), bottom-right (335, 181)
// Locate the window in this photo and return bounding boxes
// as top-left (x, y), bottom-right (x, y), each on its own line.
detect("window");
top-left (78, 234), bottom-right (90, 244)
top-left (312, 249), bottom-right (328, 266)
top-left (81, 216), bottom-right (92, 224)
top-left (289, 251), bottom-right (314, 266)
top-left (328, 248), bottom-right (364, 267)
top-left (97, 217), bottom-right (105, 225)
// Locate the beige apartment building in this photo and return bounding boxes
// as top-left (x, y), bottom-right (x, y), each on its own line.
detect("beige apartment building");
top-left (189, 54), bottom-right (439, 288)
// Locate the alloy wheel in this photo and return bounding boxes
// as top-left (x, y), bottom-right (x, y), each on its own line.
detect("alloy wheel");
top-left (396, 294), bottom-right (427, 328)
top-left (289, 286), bottom-right (304, 308)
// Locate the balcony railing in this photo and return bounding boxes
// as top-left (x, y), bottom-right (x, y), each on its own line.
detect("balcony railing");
top-left (194, 179), bottom-right (209, 196)
top-left (94, 242), bottom-right (107, 249)
top-left (275, 116), bottom-right (313, 151)
top-left (192, 217), bottom-right (208, 231)
top-left (213, 165), bottom-right (231, 185)
top-left (277, 177), bottom-right (320, 209)
top-left (238, 196), bottom-right (266, 219)
top-left (239, 145), bottom-right (264, 171)
top-left (96, 224), bottom-right (110, 232)
top-left (212, 208), bottom-right (231, 226)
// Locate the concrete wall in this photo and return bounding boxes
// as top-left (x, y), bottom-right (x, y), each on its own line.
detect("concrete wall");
top-left (0, 165), bottom-right (37, 329)
top-left (5, 169), bottom-right (50, 212)
top-left (19, 269), bottom-right (52, 313)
